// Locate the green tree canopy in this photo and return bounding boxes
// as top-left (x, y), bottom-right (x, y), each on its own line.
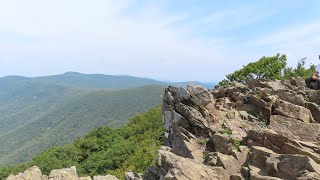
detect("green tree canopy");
top-left (220, 54), bottom-right (315, 85)
top-left (283, 58), bottom-right (316, 79)
top-left (0, 106), bottom-right (164, 180)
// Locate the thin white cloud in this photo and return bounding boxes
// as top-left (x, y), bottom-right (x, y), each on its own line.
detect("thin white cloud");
top-left (0, 0), bottom-right (234, 82)
top-left (0, 0), bottom-right (318, 82)
top-left (253, 22), bottom-right (320, 47)
top-left (246, 21), bottom-right (320, 67)
top-left (200, 3), bottom-right (281, 32)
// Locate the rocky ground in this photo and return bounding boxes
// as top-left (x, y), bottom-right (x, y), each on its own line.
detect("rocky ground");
top-left (128, 77), bottom-right (320, 180)
top-left (8, 77), bottom-right (320, 179)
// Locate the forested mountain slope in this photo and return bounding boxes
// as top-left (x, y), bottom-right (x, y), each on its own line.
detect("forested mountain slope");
top-left (0, 72), bottom-right (213, 165)
top-left (0, 73), bottom-right (165, 165)
top-left (0, 107), bottom-right (164, 180)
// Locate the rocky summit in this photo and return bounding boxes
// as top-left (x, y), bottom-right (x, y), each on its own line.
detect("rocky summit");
top-left (7, 77), bottom-right (320, 180)
top-left (128, 77), bottom-right (320, 180)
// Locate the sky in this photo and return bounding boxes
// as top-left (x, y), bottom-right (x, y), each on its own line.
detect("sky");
top-left (0, 0), bottom-right (320, 82)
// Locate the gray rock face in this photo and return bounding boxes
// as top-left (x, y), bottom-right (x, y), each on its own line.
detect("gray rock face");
top-left (155, 150), bottom-right (222, 180)
top-left (269, 115), bottom-right (320, 143)
top-left (306, 102), bottom-right (320, 123)
top-left (290, 76), bottom-right (306, 88)
top-left (49, 167), bottom-right (78, 180)
top-left (266, 154), bottom-right (320, 179)
top-left (277, 91), bottom-right (305, 106)
top-left (273, 99), bottom-right (314, 123)
top-left (138, 77), bottom-right (320, 180)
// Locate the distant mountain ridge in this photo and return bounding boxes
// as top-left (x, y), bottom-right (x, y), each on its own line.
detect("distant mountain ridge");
top-left (1, 72), bottom-right (216, 89)
top-left (167, 81), bottom-right (216, 89)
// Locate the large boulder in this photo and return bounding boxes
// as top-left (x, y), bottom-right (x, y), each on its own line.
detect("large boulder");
top-left (269, 115), bottom-right (320, 144)
top-left (250, 146), bottom-right (274, 168)
top-left (155, 150), bottom-right (223, 180)
top-left (211, 133), bottom-right (232, 154)
top-left (306, 102), bottom-right (320, 123)
top-left (266, 154), bottom-right (320, 179)
top-left (249, 146), bottom-right (320, 179)
top-left (265, 81), bottom-right (288, 92)
top-left (276, 91), bottom-right (305, 107)
top-left (290, 77), bottom-right (306, 88)
top-left (48, 167), bottom-right (78, 180)
top-left (306, 89), bottom-right (320, 104)
top-left (6, 166), bottom-right (47, 180)
top-left (187, 85), bottom-right (215, 108)
top-left (273, 100), bottom-right (314, 123)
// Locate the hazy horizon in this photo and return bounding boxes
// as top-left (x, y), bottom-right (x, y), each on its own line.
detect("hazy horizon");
top-left (0, 71), bottom-right (216, 83)
top-left (1, 1), bottom-right (320, 82)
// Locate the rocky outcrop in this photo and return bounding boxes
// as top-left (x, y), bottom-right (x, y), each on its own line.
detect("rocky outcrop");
top-left (9, 77), bottom-right (320, 180)
top-left (137, 77), bottom-right (320, 180)
top-left (6, 166), bottom-right (118, 180)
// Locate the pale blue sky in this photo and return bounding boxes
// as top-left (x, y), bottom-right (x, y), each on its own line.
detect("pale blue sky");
top-left (1, 0), bottom-right (320, 82)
